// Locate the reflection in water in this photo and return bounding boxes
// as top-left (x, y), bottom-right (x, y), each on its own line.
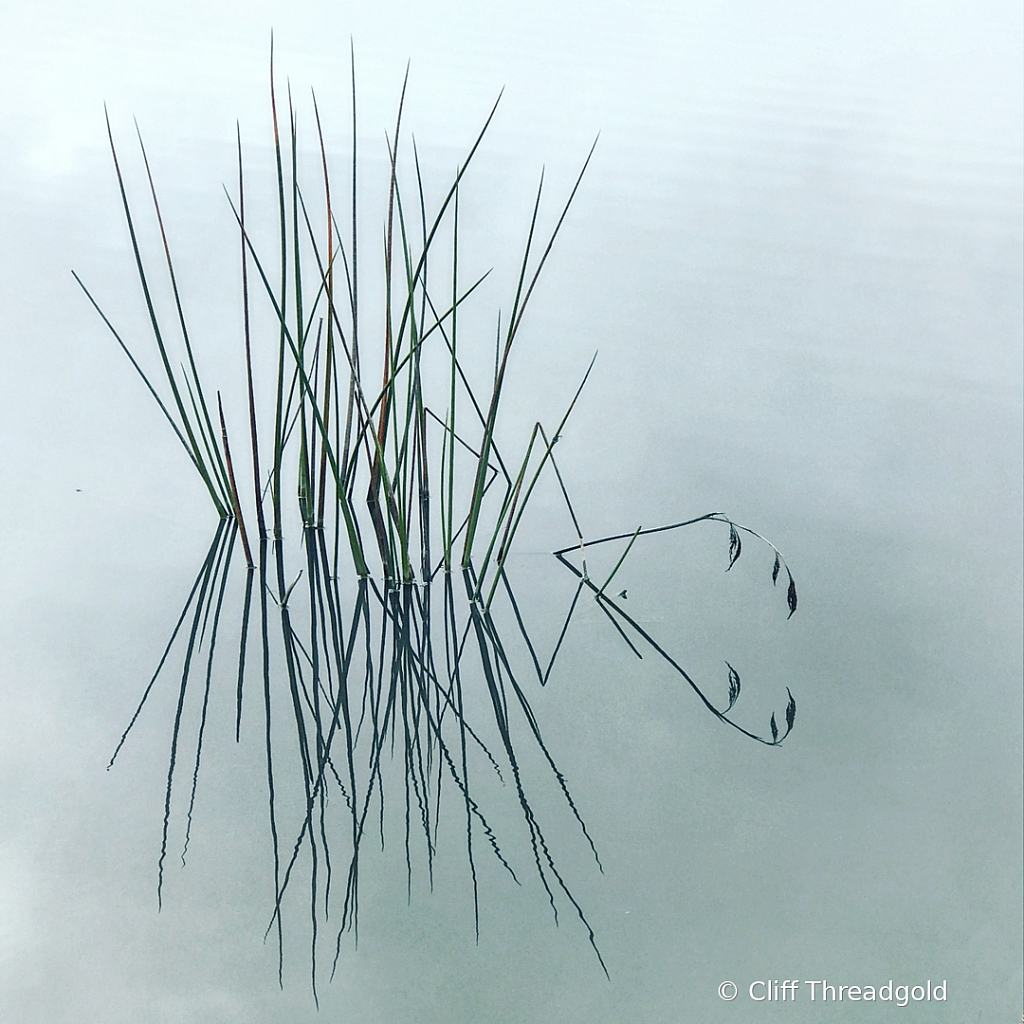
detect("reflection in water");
top-left (78, 58), bottom-right (805, 998)
top-left (104, 516), bottom-right (798, 998)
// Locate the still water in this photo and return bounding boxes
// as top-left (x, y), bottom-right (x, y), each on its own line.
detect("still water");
top-left (0, 2), bottom-right (1020, 1022)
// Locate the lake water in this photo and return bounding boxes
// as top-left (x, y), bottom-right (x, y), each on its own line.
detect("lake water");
top-left (0, 2), bottom-right (1021, 1022)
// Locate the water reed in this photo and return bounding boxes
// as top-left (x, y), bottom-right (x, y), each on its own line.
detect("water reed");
top-left (74, 49), bottom-right (800, 998)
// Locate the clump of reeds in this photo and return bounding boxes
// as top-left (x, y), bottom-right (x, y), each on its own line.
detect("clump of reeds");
top-left (74, 48), bottom-right (799, 999)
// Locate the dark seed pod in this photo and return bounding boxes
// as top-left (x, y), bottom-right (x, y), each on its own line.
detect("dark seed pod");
top-left (727, 523), bottom-right (741, 570)
top-left (725, 661), bottom-right (741, 712)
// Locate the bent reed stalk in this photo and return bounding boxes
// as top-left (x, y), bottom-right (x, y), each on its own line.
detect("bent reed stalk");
top-left (74, 50), bottom-right (800, 997)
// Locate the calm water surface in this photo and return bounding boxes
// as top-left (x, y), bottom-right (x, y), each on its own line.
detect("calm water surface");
top-left (0, 2), bottom-right (1020, 1022)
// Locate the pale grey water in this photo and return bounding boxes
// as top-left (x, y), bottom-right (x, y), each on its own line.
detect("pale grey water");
top-left (0, 2), bottom-right (1021, 1022)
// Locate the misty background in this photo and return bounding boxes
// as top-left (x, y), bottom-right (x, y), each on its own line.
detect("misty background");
top-left (0, 1), bottom-right (1021, 1021)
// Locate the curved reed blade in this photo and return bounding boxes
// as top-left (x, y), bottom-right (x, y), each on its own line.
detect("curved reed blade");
top-left (107, 523), bottom-right (227, 770)
top-left (156, 520), bottom-right (232, 908)
top-left (217, 392), bottom-right (254, 567)
top-left (101, 110), bottom-right (228, 517)
top-left (182, 525), bottom-right (239, 865)
top-left (134, 122), bottom-right (233, 507)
